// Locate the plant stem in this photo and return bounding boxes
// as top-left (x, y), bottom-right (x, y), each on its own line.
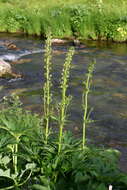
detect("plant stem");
top-left (14, 143), bottom-right (18, 175)
top-left (43, 32), bottom-right (52, 144)
top-left (0, 126), bottom-right (20, 177)
top-left (13, 136), bottom-right (19, 176)
top-left (82, 72), bottom-right (90, 149)
top-left (82, 61), bottom-right (95, 149)
top-left (58, 47), bottom-right (74, 154)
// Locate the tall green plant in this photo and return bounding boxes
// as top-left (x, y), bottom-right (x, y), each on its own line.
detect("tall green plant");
top-left (82, 60), bottom-right (95, 149)
top-left (0, 96), bottom-right (38, 189)
top-left (43, 32), bottom-right (52, 144)
top-left (58, 47), bottom-right (74, 154)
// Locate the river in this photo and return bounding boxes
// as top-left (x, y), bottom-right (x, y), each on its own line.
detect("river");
top-left (0, 33), bottom-right (127, 172)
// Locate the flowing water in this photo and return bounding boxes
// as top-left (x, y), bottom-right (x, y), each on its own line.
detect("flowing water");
top-left (0, 33), bottom-right (127, 171)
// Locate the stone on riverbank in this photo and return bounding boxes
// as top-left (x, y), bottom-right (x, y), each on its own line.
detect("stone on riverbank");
top-left (0, 59), bottom-right (12, 77)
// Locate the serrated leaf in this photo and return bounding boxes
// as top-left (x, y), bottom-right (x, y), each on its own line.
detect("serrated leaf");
top-left (26, 163), bottom-right (36, 170)
top-left (0, 168), bottom-right (10, 177)
top-left (2, 156), bottom-right (10, 165)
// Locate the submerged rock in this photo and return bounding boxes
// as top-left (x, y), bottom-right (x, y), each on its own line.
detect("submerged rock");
top-left (11, 58), bottom-right (32, 65)
top-left (51, 39), bottom-right (68, 44)
top-left (0, 59), bottom-right (21, 78)
top-left (4, 42), bottom-right (19, 50)
top-left (51, 38), bottom-right (86, 48)
top-left (0, 41), bottom-right (19, 50)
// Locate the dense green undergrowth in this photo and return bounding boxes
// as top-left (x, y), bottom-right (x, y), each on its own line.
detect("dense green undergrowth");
top-left (0, 34), bottom-right (127, 190)
top-left (0, 0), bottom-right (127, 42)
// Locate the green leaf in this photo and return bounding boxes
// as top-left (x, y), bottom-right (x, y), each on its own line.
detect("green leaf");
top-left (25, 163), bottom-right (36, 170)
top-left (96, 183), bottom-right (107, 190)
top-left (75, 171), bottom-right (86, 183)
top-left (11, 173), bottom-right (18, 179)
top-left (119, 175), bottom-right (127, 185)
top-left (0, 168), bottom-right (10, 177)
top-left (39, 176), bottom-right (51, 186)
top-left (32, 184), bottom-right (50, 190)
top-left (1, 156), bottom-right (10, 165)
top-left (50, 115), bottom-right (59, 121)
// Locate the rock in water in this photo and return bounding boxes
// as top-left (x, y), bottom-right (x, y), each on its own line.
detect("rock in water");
top-left (0, 59), bottom-right (12, 77)
top-left (51, 39), bottom-right (68, 44)
top-left (5, 42), bottom-right (19, 50)
top-left (0, 59), bottom-right (21, 78)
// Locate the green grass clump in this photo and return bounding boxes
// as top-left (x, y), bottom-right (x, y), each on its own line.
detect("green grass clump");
top-left (0, 0), bottom-right (127, 41)
top-left (0, 35), bottom-right (127, 189)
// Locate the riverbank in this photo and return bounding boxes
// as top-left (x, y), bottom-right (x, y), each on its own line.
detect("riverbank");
top-left (0, 0), bottom-right (127, 42)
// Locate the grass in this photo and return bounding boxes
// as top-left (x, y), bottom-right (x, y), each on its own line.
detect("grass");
top-left (0, 35), bottom-right (127, 189)
top-left (0, 0), bottom-right (127, 41)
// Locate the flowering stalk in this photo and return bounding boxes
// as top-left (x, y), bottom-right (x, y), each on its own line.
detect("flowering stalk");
top-left (58, 47), bottom-right (74, 154)
top-left (43, 33), bottom-right (52, 144)
top-left (82, 60), bottom-right (95, 149)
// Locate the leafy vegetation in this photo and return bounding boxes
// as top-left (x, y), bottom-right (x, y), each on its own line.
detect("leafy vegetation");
top-left (0, 34), bottom-right (127, 190)
top-left (0, 0), bottom-right (127, 41)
